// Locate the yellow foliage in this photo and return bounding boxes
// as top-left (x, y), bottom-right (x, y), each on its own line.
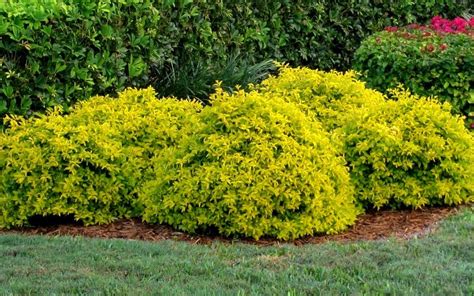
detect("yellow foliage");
top-left (253, 64), bottom-right (385, 131)
top-left (140, 88), bottom-right (360, 240)
top-left (2, 66), bottom-right (472, 239)
top-left (254, 66), bottom-right (474, 209)
top-left (0, 87), bottom-right (202, 228)
top-left (343, 90), bottom-right (474, 208)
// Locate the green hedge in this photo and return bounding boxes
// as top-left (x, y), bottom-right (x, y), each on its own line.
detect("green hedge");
top-left (0, 0), bottom-right (468, 118)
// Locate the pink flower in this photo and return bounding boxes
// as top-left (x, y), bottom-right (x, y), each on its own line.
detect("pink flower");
top-left (431, 16), bottom-right (443, 25)
top-left (452, 18), bottom-right (466, 26)
top-left (439, 43), bottom-right (448, 51)
top-left (452, 17), bottom-right (467, 32)
top-left (443, 27), bottom-right (454, 33)
top-left (469, 18), bottom-right (474, 27)
top-left (429, 16), bottom-right (472, 34)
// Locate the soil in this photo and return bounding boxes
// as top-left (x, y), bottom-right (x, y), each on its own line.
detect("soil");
top-left (1, 206), bottom-right (468, 246)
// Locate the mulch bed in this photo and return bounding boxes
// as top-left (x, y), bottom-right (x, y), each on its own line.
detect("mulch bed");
top-left (0, 206), bottom-right (466, 246)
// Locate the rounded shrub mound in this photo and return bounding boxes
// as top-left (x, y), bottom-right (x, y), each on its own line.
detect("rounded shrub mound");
top-left (140, 89), bottom-right (359, 240)
top-left (0, 87), bottom-right (202, 228)
top-left (254, 65), bottom-right (385, 131)
top-left (343, 89), bottom-right (474, 209)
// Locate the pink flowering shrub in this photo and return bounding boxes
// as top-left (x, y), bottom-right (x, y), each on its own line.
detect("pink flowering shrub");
top-left (430, 16), bottom-right (474, 34)
top-left (383, 16), bottom-right (474, 36)
top-left (354, 16), bottom-right (474, 130)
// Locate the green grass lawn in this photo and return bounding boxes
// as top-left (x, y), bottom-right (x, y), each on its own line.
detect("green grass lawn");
top-left (1, 207), bottom-right (473, 295)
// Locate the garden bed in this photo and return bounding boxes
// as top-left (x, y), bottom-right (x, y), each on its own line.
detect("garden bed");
top-left (1, 206), bottom-right (466, 246)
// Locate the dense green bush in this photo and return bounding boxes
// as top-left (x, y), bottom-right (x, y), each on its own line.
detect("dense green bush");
top-left (1, 0), bottom-right (468, 118)
top-left (343, 89), bottom-right (474, 209)
top-left (353, 19), bottom-right (474, 124)
top-left (140, 89), bottom-right (360, 240)
top-left (1, 0), bottom-right (173, 118)
top-left (0, 88), bottom-right (202, 228)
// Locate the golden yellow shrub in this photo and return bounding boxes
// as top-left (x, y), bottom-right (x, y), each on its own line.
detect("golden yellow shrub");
top-left (0, 87), bottom-right (202, 228)
top-left (140, 88), bottom-right (360, 240)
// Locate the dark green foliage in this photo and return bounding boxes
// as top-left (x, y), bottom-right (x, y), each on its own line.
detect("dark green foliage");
top-left (353, 28), bottom-right (474, 124)
top-left (1, 0), bottom-right (167, 117)
top-left (153, 55), bottom-right (275, 104)
top-left (0, 0), bottom-right (468, 118)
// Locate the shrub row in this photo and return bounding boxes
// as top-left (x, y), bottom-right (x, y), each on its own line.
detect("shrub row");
top-left (1, 0), bottom-right (469, 118)
top-left (1, 67), bottom-right (473, 239)
top-left (353, 16), bottom-right (474, 129)
top-left (0, 85), bottom-right (360, 240)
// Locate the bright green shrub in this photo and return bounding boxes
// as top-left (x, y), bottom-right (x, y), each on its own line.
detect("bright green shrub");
top-left (253, 66), bottom-right (474, 209)
top-left (140, 89), bottom-right (360, 240)
top-left (353, 22), bottom-right (474, 124)
top-left (343, 89), bottom-right (474, 209)
top-left (0, 87), bottom-right (202, 228)
top-left (253, 65), bottom-right (386, 131)
top-left (1, 0), bottom-right (468, 119)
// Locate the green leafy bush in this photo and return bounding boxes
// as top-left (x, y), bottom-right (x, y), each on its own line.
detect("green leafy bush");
top-left (0, 0), bottom-right (170, 118)
top-left (353, 21), bottom-right (474, 125)
top-left (0, 88), bottom-right (202, 228)
top-left (140, 88), bottom-right (359, 240)
top-left (1, 0), bottom-right (468, 119)
top-left (343, 89), bottom-right (474, 209)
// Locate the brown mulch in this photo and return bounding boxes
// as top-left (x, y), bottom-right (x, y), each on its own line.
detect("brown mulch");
top-left (0, 206), bottom-right (466, 246)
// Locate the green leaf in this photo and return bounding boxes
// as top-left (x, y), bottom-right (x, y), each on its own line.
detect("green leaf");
top-left (128, 56), bottom-right (145, 78)
top-left (0, 100), bottom-right (7, 114)
top-left (100, 25), bottom-right (114, 39)
top-left (2, 86), bottom-right (14, 98)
